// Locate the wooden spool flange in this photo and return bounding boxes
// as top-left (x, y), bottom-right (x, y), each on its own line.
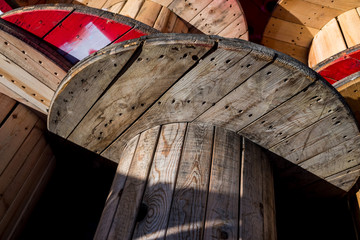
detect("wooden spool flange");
top-left (48, 33), bottom-right (360, 192)
top-left (48, 33), bottom-right (360, 238)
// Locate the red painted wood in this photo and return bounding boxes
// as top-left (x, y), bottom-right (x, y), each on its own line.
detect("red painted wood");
top-left (2, 10), bottom-right (69, 38)
top-left (0, 0), bottom-right (12, 13)
top-left (316, 48), bottom-right (360, 84)
top-left (44, 12), bottom-right (132, 63)
top-left (114, 28), bottom-right (146, 43)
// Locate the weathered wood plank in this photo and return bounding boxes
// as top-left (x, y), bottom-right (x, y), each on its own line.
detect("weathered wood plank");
top-left (308, 18), bottom-right (347, 68)
top-left (0, 104), bottom-right (38, 175)
top-left (107, 125), bottom-right (160, 240)
top-left (298, 135), bottom-right (360, 178)
top-left (217, 14), bottom-right (247, 38)
top-left (337, 9), bottom-right (360, 48)
top-left (0, 120), bottom-right (44, 194)
top-left (263, 17), bottom-right (318, 48)
top-left (69, 36), bottom-right (214, 155)
top-left (48, 42), bottom-right (140, 138)
top-left (102, 43), bottom-right (271, 161)
top-left (189, 0), bottom-right (242, 35)
top-left (120, 0), bottom-right (144, 18)
top-left (0, 144), bottom-right (53, 236)
top-left (153, 7), bottom-right (171, 32)
top-left (168, 0), bottom-right (212, 22)
top-left (325, 164), bottom-right (360, 191)
top-left (270, 107), bottom-right (359, 163)
top-left (272, 0), bottom-right (342, 29)
top-left (172, 17), bottom-right (189, 34)
top-left (132, 123), bottom-right (187, 240)
top-left (94, 133), bottom-right (140, 240)
top-left (0, 52), bottom-right (53, 107)
top-left (239, 80), bottom-right (343, 150)
top-left (203, 127), bottom-right (240, 239)
top-left (198, 58), bottom-right (313, 132)
top-left (135, 0), bottom-right (162, 27)
top-left (0, 93), bottom-right (16, 124)
top-left (166, 123), bottom-right (213, 239)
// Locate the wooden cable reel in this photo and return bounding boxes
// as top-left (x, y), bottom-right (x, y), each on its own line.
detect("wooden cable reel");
top-left (48, 34), bottom-right (360, 238)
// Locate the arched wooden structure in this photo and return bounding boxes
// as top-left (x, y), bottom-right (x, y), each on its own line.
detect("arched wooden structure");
top-left (262, 0), bottom-right (360, 64)
top-left (0, 93), bottom-right (55, 239)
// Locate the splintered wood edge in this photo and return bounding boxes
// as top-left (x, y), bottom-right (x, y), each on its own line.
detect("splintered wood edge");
top-left (48, 33), bottom-right (360, 191)
top-left (1, 3), bottom-right (159, 36)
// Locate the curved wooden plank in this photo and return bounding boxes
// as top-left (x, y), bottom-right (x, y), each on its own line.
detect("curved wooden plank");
top-left (48, 34), bottom-right (360, 191)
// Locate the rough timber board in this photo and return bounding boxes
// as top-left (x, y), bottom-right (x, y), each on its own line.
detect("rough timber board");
top-left (49, 34), bottom-right (360, 191)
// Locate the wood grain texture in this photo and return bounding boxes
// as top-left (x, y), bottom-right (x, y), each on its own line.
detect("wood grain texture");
top-left (133, 123), bottom-right (187, 240)
top-left (218, 14), bottom-right (247, 38)
top-left (48, 42), bottom-right (140, 138)
top-left (68, 36), bottom-right (213, 154)
top-left (0, 93), bottom-right (16, 124)
top-left (337, 9), bottom-right (360, 48)
top-left (135, 0), bottom-right (162, 27)
top-left (203, 127), bottom-right (240, 239)
top-left (239, 81), bottom-right (342, 149)
top-left (94, 133), bottom-right (139, 240)
top-left (166, 123), bottom-right (213, 239)
top-left (240, 138), bottom-right (276, 240)
top-left (308, 18), bottom-right (347, 68)
top-left (108, 125), bottom-right (160, 240)
top-left (120, 0), bottom-right (144, 18)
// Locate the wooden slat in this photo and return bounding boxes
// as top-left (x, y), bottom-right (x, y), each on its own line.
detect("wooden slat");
top-left (172, 17), bottom-right (189, 34)
top-left (151, 0), bottom-right (173, 7)
top-left (299, 135), bottom-right (360, 178)
top-left (197, 58), bottom-right (313, 131)
top-left (303, 0), bottom-right (360, 11)
top-left (0, 144), bottom-right (53, 236)
top-left (217, 14), bottom-right (247, 38)
top-left (102, 43), bottom-right (270, 161)
top-left (270, 107), bottom-right (359, 164)
top-left (1, 157), bottom-right (55, 240)
top-left (166, 123), bottom-right (213, 239)
top-left (132, 123), bottom-right (187, 239)
top-left (203, 127), bottom-right (240, 239)
top-left (189, 0), bottom-right (242, 35)
top-left (48, 42), bottom-right (140, 139)
top-left (308, 18), bottom-right (347, 68)
top-left (337, 9), bottom-right (360, 48)
top-left (135, 0), bottom-right (162, 27)
top-left (263, 17), bottom-right (318, 48)
top-left (325, 164), bottom-right (360, 191)
top-left (240, 139), bottom-right (276, 240)
top-left (239, 81), bottom-right (342, 149)
top-left (261, 37), bottom-right (308, 63)
top-left (165, 11), bottom-right (178, 33)
top-left (168, 0), bottom-right (212, 22)
top-left (120, 0), bottom-right (145, 18)
top-left (108, 125), bottom-right (160, 240)
top-left (0, 93), bottom-right (16, 124)
top-left (0, 82), bottom-right (43, 114)
top-left (0, 120), bottom-right (44, 194)
top-left (153, 7), bottom-right (171, 32)
top-left (68, 36), bottom-right (213, 154)
top-left (273, 0), bottom-right (342, 29)
top-left (102, 0), bottom-right (126, 13)
top-left (0, 104), bottom-right (38, 175)
top-left (94, 133), bottom-right (140, 240)
top-left (84, 0), bottom-right (107, 9)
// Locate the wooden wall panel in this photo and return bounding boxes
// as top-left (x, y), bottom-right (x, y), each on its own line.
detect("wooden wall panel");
top-left (0, 93), bottom-right (55, 239)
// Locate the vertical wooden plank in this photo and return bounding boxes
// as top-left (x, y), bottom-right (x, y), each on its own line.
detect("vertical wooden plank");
top-left (337, 9), bottom-right (360, 48)
top-left (94, 133), bottom-right (139, 240)
top-left (0, 93), bottom-right (16, 124)
top-left (135, 0), bottom-right (162, 27)
top-left (132, 123), bottom-right (187, 240)
top-left (153, 7), bottom-right (171, 32)
top-left (203, 127), bottom-right (240, 239)
top-left (0, 104), bottom-right (38, 175)
top-left (120, 0), bottom-right (145, 18)
top-left (107, 126), bottom-right (160, 240)
top-left (102, 0), bottom-right (126, 13)
top-left (165, 11), bottom-right (178, 33)
top-left (166, 123), bottom-right (214, 239)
